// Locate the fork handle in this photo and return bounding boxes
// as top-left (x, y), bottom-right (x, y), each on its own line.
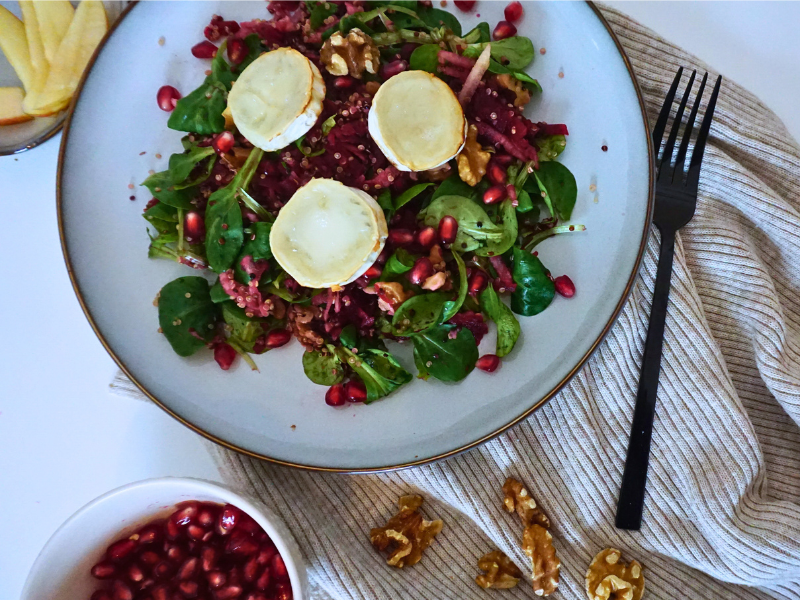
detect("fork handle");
top-left (615, 227), bottom-right (676, 530)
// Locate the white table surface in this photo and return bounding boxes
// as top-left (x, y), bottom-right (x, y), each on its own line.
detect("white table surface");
top-left (2, 3), bottom-right (799, 598)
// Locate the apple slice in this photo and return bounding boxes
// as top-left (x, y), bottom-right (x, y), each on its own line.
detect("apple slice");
top-left (19, 1), bottom-right (50, 96)
top-left (23, 0), bottom-right (107, 117)
top-left (0, 6), bottom-right (34, 91)
top-left (35, 1), bottom-right (75, 64)
top-left (0, 87), bottom-right (34, 125)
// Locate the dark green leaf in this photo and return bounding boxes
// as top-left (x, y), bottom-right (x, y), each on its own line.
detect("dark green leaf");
top-left (419, 195), bottom-right (504, 253)
top-left (409, 44), bottom-right (440, 73)
top-left (431, 173), bottom-right (476, 202)
top-left (413, 324), bottom-right (478, 382)
top-left (339, 324), bottom-right (359, 349)
top-left (394, 182), bottom-right (433, 210)
top-left (442, 250), bottom-right (467, 322)
top-left (158, 277), bottom-right (219, 357)
top-left (381, 248), bottom-right (415, 279)
top-left (487, 59), bottom-right (542, 93)
top-left (233, 34), bottom-right (264, 74)
top-left (417, 6), bottom-right (461, 35)
top-left (516, 189), bottom-right (534, 214)
top-left (302, 347), bottom-right (344, 386)
top-left (141, 145), bottom-right (216, 208)
top-left (536, 134), bottom-right (567, 162)
top-left (210, 279), bottom-right (230, 303)
top-left (464, 36), bottom-right (534, 70)
top-left (309, 1), bottom-right (339, 29)
top-left (464, 22), bottom-right (490, 43)
top-left (144, 201), bottom-right (178, 223)
top-left (531, 171), bottom-right (555, 217)
top-left (392, 292), bottom-right (450, 335)
top-left (336, 346), bottom-right (412, 402)
top-left (339, 13), bottom-right (376, 34)
top-left (377, 189), bottom-right (393, 220)
top-left (475, 198), bottom-right (518, 257)
top-left (205, 148), bottom-right (264, 273)
top-left (510, 247), bottom-right (555, 316)
top-left (479, 284), bottom-right (520, 357)
top-left (234, 222), bottom-right (273, 283)
top-left (222, 302), bottom-right (264, 352)
top-left (536, 160), bottom-right (578, 220)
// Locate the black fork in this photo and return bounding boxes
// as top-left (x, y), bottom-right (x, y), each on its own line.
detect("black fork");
top-left (615, 68), bottom-right (722, 530)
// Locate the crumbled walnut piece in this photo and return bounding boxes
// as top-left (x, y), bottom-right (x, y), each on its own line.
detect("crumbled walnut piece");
top-left (523, 524), bottom-right (560, 596)
top-left (428, 244), bottom-right (445, 271)
top-left (475, 550), bottom-right (522, 589)
top-left (370, 495), bottom-right (443, 568)
top-left (422, 271), bottom-right (447, 290)
top-left (320, 29), bottom-right (380, 78)
top-left (503, 477), bottom-right (550, 529)
top-left (496, 74), bottom-right (532, 108)
top-left (585, 549), bottom-right (644, 600)
top-left (221, 147), bottom-right (252, 171)
top-left (288, 305), bottom-right (323, 350)
top-left (374, 282), bottom-right (413, 315)
top-left (457, 124), bottom-right (491, 186)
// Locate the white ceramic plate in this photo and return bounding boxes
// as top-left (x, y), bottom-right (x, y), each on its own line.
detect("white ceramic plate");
top-left (59, 1), bottom-right (653, 471)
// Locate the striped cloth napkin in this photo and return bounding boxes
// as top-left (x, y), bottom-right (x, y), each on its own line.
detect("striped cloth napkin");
top-left (112, 5), bottom-right (800, 599)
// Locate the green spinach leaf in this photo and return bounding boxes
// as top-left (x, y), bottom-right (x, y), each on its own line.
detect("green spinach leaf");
top-left (321, 115), bottom-right (337, 135)
top-left (475, 198), bottom-right (518, 257)
top-left (417, 6), bottom-right (461, 35)
top-left (464, 22), bottom-right (490, 43)
top-left (221, 302), bottom-right (264, 352)
top-left (141, 145), bottom-right (216, 209)
top-left (158, 277), bottom-right (219, 356)
top-left (394, 182), bottom-right (433, 210)
top-left (535, 160), bottom-right (577, 220)
top-left (381, 248), bottom-right (415, 279)
top-left (413, 324), bottom-right (478, 382)
top-left (479, 284), bottom-right (520, 357)
top-left (377, 189), bottom-right (393, 219)
top-left (234, 222), bottom-right (273, 283)
top-left (420, 195), bottom-right (504, 253)
top-left (302, 347), bottom-right (344, 386)
top-left (336, 346), bottom-right (412, 402)
top-left (530, 171), bottom-right (555, 217)
top-left (409, 44), bottom-right (440, 73)
top-left (392, 292), bottom-right (450, 335)
top-left (205, 148), bottom-right (264, 273)
top-left (441, 251), bottom-right (467, 322)
top-left (487, 59), bottom-right (542, 93)
top-left (536, 134), bottom-right (567, 161)
top-left (210, 279), bottom-right (230, 303)
top-left (510, 247), bottom-right (555, 316)
top-left (464, 36), bottom-right (534, 70)
top-left (516, 188), bottom-right (534, 213)
top-left (309, 1), bottom-right (339, 29)
top-left (431, 173), bottom-right (476, 202)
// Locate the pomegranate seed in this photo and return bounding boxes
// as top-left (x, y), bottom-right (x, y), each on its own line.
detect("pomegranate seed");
top-left (213, 131), bottom-right (235, 154)
top-left (183, 211), bottom-right (206, 242)
top-left (156, 86), bottom-right (181, 112)
top-left (165, 544), bottom-right (185, 562)
top-left (238, 516), bottom-right (261, 535)
top-left (91, 561), bottom-right (117, 579)
top-left (187, 524), bottom-right (206, 541)
top-left (255, 568), bottom-right (270, 591)
top-left (166, 519), bottom-right (181, 540)
top-left (207, 571), bottom-right (227, 589)
top-left (493, 20), bottom-right (517, 40)
top-left (178, 557), bottom-right (198, 580)
top-left (333, 76), bottom-right (356, 89)
top-left (139, 551), bottom-right (161, 566)
top-left (191, 40), bottom-right (218, 59)
top-left (271, 554), bottom-right (289, 581)
top-left (487, 163), bottom-right (507, 185)
top-left (153, 561), bottom-right (174, 579)
top-left (381, 59), bottom-right (408, 79)
top-left (214, 343), bottom-right (237, 370)
top-left (216, 586), bottom-right (243, 600)
top-left (227, 37), bottom-right (248, 65)
top-left (504, 1), bottom-right (524, 22)
top-left (226, 532), bottom-right (259, 556)
top-left (388, 229), bottom-right (414, 246)
top-left (137, 525), bottom-right (161, 545)
top-left (111, 580), bottom-right (133, 600)
top-left (438, 216), bottom-right (458, 244)
top-left (345, 380), bottom-right (367, 403)
top-left (245, 594), bottom-right (269, 600)
top-left (453, 0), bottom-right (476, 10)
top-left (256, 544), bottom-right (277, 566)
top-left (107, 539), bottom-right (138, 562)
top-left (127, 563), bottom-right (144, 583)
top-left (408, 257), bottom-right (434, 286)
top-left (265, 329), bottom-right (292, 348)
top-left (139, 578), bottom-right (155, 592)
top-left (554, 275), bottom-right (575, 297)
top-left (468, 270), bottom-right (489, 295)
top-left (91, 591), bottom-right (112, 600)
top-left (217, 505), bottom-right (240, 536)
top-left (476, 354), bottom-right (501, 372)
top-left (364, 265), bottom-right (382, 280)
top-left (274, 583), bottom-right (293, 600)
top-left (205, 15), bottom-right (240, 41)
top-left (483, 185), bottom-right (506, 205)
top-left (151, 586), bottom-right (169, 600)
top-left (172, 503), bottom-right (199, 526)
top-left (325, 384), bottom-right (346, 407)
top-left (242, 557), bottom-right (260, 582)
top-left (416, 226), bottom-right (437, 249)
top-left (198, 508), bottom-right (216, 527)
top-left (178, 581), bottom-right (199, 598)
top-left (506, 183), bottom-right (517, 202)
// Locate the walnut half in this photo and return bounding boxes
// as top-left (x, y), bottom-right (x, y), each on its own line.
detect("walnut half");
top-left (496, 73), bottom-right (532, 108)
top-left (585, 548), bottom-right (644, 600)
top-left (523, 524), bottom-right (560, 597)
top-left (320, 29), bottom-right (380, 79)
top-left (370, 495), bottom-right (443, 568)
top-left (503, 477), bottom-right (551, 529)
top-left (475, 550), bottom-right (522, 589)
top-left (457, 123), bottom-right (490, 187)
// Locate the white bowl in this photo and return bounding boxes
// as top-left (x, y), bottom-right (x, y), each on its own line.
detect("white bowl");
top-left (21, 477), bottom-right (309, 600)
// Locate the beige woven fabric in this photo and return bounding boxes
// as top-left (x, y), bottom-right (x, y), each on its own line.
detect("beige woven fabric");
top-left (112, 5), bottom-right (800, 599)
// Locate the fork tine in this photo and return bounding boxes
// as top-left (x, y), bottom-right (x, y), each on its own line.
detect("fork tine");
top-left (673, 72), bottom-right (708, 180)
top-left (658, 70), bottom-right (696, 180)
top-left (652, 67), bottom-right (683, 155)
top-left (686, 75), bottom-right (722, 189)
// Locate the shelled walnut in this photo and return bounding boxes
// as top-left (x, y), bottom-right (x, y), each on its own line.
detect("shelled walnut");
top-left (502, 477), bottom-right (551, 529)
top-left (523, 524), bottom-right (560, 596)
top-left (457, 124), bottom-right (491, 186)
top-left (585, 548), bottom-right (644, 600)
top-left (320, 29), bottom-right (380, 78)
top-left (496, 73), bottom-right (532, 108)
top-left (369, 495), bottom-right (443, 568)
top-left (475, 550), bottom-right (522, 589)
